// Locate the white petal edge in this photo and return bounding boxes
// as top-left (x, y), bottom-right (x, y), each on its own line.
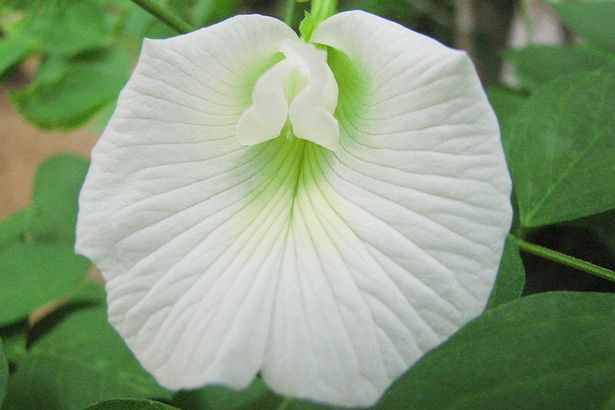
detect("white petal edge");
top-left (76, 14), bottom-right (299, 391)
top-left (259, 10), bottom-right (512, 406)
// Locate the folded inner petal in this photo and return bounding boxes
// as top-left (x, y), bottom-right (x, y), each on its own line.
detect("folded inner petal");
top-left (236, 39), bottom-right (340, 150)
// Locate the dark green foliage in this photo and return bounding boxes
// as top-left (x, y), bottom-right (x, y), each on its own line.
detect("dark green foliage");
top-left (30, 154), bottom-right (89, 242)
top-left (508, 67), bottom-right (615, 227)
top-left (0, 1), bottom-right (614, 409)
top-left (487, 235), bottom-right (526, 308)
top-left (0, 155), bottom-right (91, 326)
top-left (545, 0), bottom-right (615, 52)
top-left (0, 208), bottom-right (32, 249)
top-left (173, 378), bottom-right (283, 409)
top-left (486, 86), bottom-right (526, 150)
top-left (10, 49), bottom-right (131, 129)
top-left (3, 305), bottom-right (171, 410)
top-left (374, 292), bottom-right (615, 409)
top-left (85, 400), bottom-right (180, 410)
top-left (0, 37), bottom-right (34, 79)
top-left (0, 339), bottom-right (7, 407)
top-left (0, 321), bottom-right (28, 366)
top-left (0, 243), bottom-right (89, 325)
top-left (14, 0), bottom-right (114, 56)
top-left (506, 45), bottom-right (615, 91)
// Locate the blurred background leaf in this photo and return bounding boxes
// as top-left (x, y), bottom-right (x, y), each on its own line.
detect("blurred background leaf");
top-left (0, 243), bottom-right (89, 326)
top-left (10, 48), bottom-right (131, 129)
top-left (0, 338), bottom-right (7, 407)
top-left (0, 154), bottom-right (91, 328)
top-left (543, 0), bottom-right (615, 52)
top-left (0, 207), bottom-right (31, 249)
top-left (0, 36), bottom-right (34, 79)
top-left (3, 295), bottom-right (171, 410)
top-left (28, 154), bottom-right (89, 243)
top-left (0, 321), bottom-right (28, 366)
top-left (505, 45), bottom-right (615, 92)
top-left (0, 154), bottom-right (92, 372)
top-left (1, 1), bottom-right (615, 409)
top-left (16, 0), bottom-right (115, 56)
top-left (85, 399), bottom-right (180, 410)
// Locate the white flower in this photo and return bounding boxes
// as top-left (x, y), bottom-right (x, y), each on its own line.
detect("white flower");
top-left (76, 10), bottom-right (512, 408)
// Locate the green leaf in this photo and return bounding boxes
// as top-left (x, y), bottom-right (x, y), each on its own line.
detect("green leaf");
top-left (70, 281), bottom-right (107, 305)
top-left (84, 399), bottom-right (179, 410)
top-left (0, 36), bottom-right (34, 79)
top-left (173, 378), bottom-right (282, 410)
top-left (509, 66), bottom-right (615, 227)
top-left (487, 235), bottom-right (526, 308)
top-left (544, 0), bottom-right (615, 52)
top-left (3, 306), bottom-right (171, 410)
top-left (0, 243), bottom-right (90, 325)
top-left (374, 291), bottom-right (615, 409)
top-left (121, 3), bottom-right (155, 38)
top-left (29, 154), bottom-right (89, 243)
top-left (192, 0), bottom-right (241, 27)
top-left (10, 48), bottom-right (131, 129)
top-left (506, 45), bottom-right (615, 91)
top-left (1, 338), bottom-right (7, 407)
top-left (24, 0), bottom-right (114, 56)
top-left (486, 87), bottom-right (526, 150)
top-left (0, 207), bottom-right (32, 249)
top-left (285, 399), bottom-right (341, 410)
top-left (0, 320), bottom-right (28, 365)
top-left (299, 12), bottom-right (317, 41)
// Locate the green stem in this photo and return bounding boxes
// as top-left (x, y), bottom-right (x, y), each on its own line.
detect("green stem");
top-left (520, 0), bottom-right (533, 45)
top-left (285, 0), bottom-right (297, 26)
top-left (130, 0), bottom-right (194, 34)
top-left (311, 0), bottom-right (337, 24)
top-left (514, 237), bottom-right (615, 283)
top-left (276, 398), bottom-right (291, 410)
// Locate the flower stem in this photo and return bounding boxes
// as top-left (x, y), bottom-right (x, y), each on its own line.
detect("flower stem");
top-left (520, 0), bottom-right (533, 45)
top-left (130, 0), bottom-right (194, 34)
top-left (311, 0), bottom-right (337, 24)
top-left (285, 0), bottom-right (298, 26)
top-left (276, 398), bottom-right (291, 410)
top-left (514, 237), bottom-right (615, 283)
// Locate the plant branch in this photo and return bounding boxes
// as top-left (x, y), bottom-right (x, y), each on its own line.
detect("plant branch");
top-left (514, 237), bottom-right (615, 283)
top-left (130, 0), bottom-right (194, 34)
top-left (276, 398), bottom-right (291, 410)
top-left (311, 0), bottom-right (337, 24)
top-left (407, 0), bottom-right (452, 27)
top-left (285, 0), bottom-right (297, 26)
top-left (454, 0), bottom-right (476, 57)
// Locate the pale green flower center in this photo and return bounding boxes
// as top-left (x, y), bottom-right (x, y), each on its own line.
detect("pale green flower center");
top-left (236, 39), bottom-right (340, 151)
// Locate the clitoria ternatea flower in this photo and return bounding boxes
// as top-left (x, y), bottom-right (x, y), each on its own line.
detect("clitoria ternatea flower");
top-left (76, 10), bottom-right (512, 408)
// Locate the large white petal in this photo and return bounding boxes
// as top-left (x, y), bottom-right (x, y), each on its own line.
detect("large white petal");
top-left (260, 11), bottom-right (512, 406)
top-left (76, 15), bottom-right (298, 390)
top-left (77, 10), bottom-right (512, 409)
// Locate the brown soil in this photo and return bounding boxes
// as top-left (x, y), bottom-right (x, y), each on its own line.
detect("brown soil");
top-left (0, 69), bottom-right (105, 290)
top-left (0, 82), bottom-right (99, 218)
